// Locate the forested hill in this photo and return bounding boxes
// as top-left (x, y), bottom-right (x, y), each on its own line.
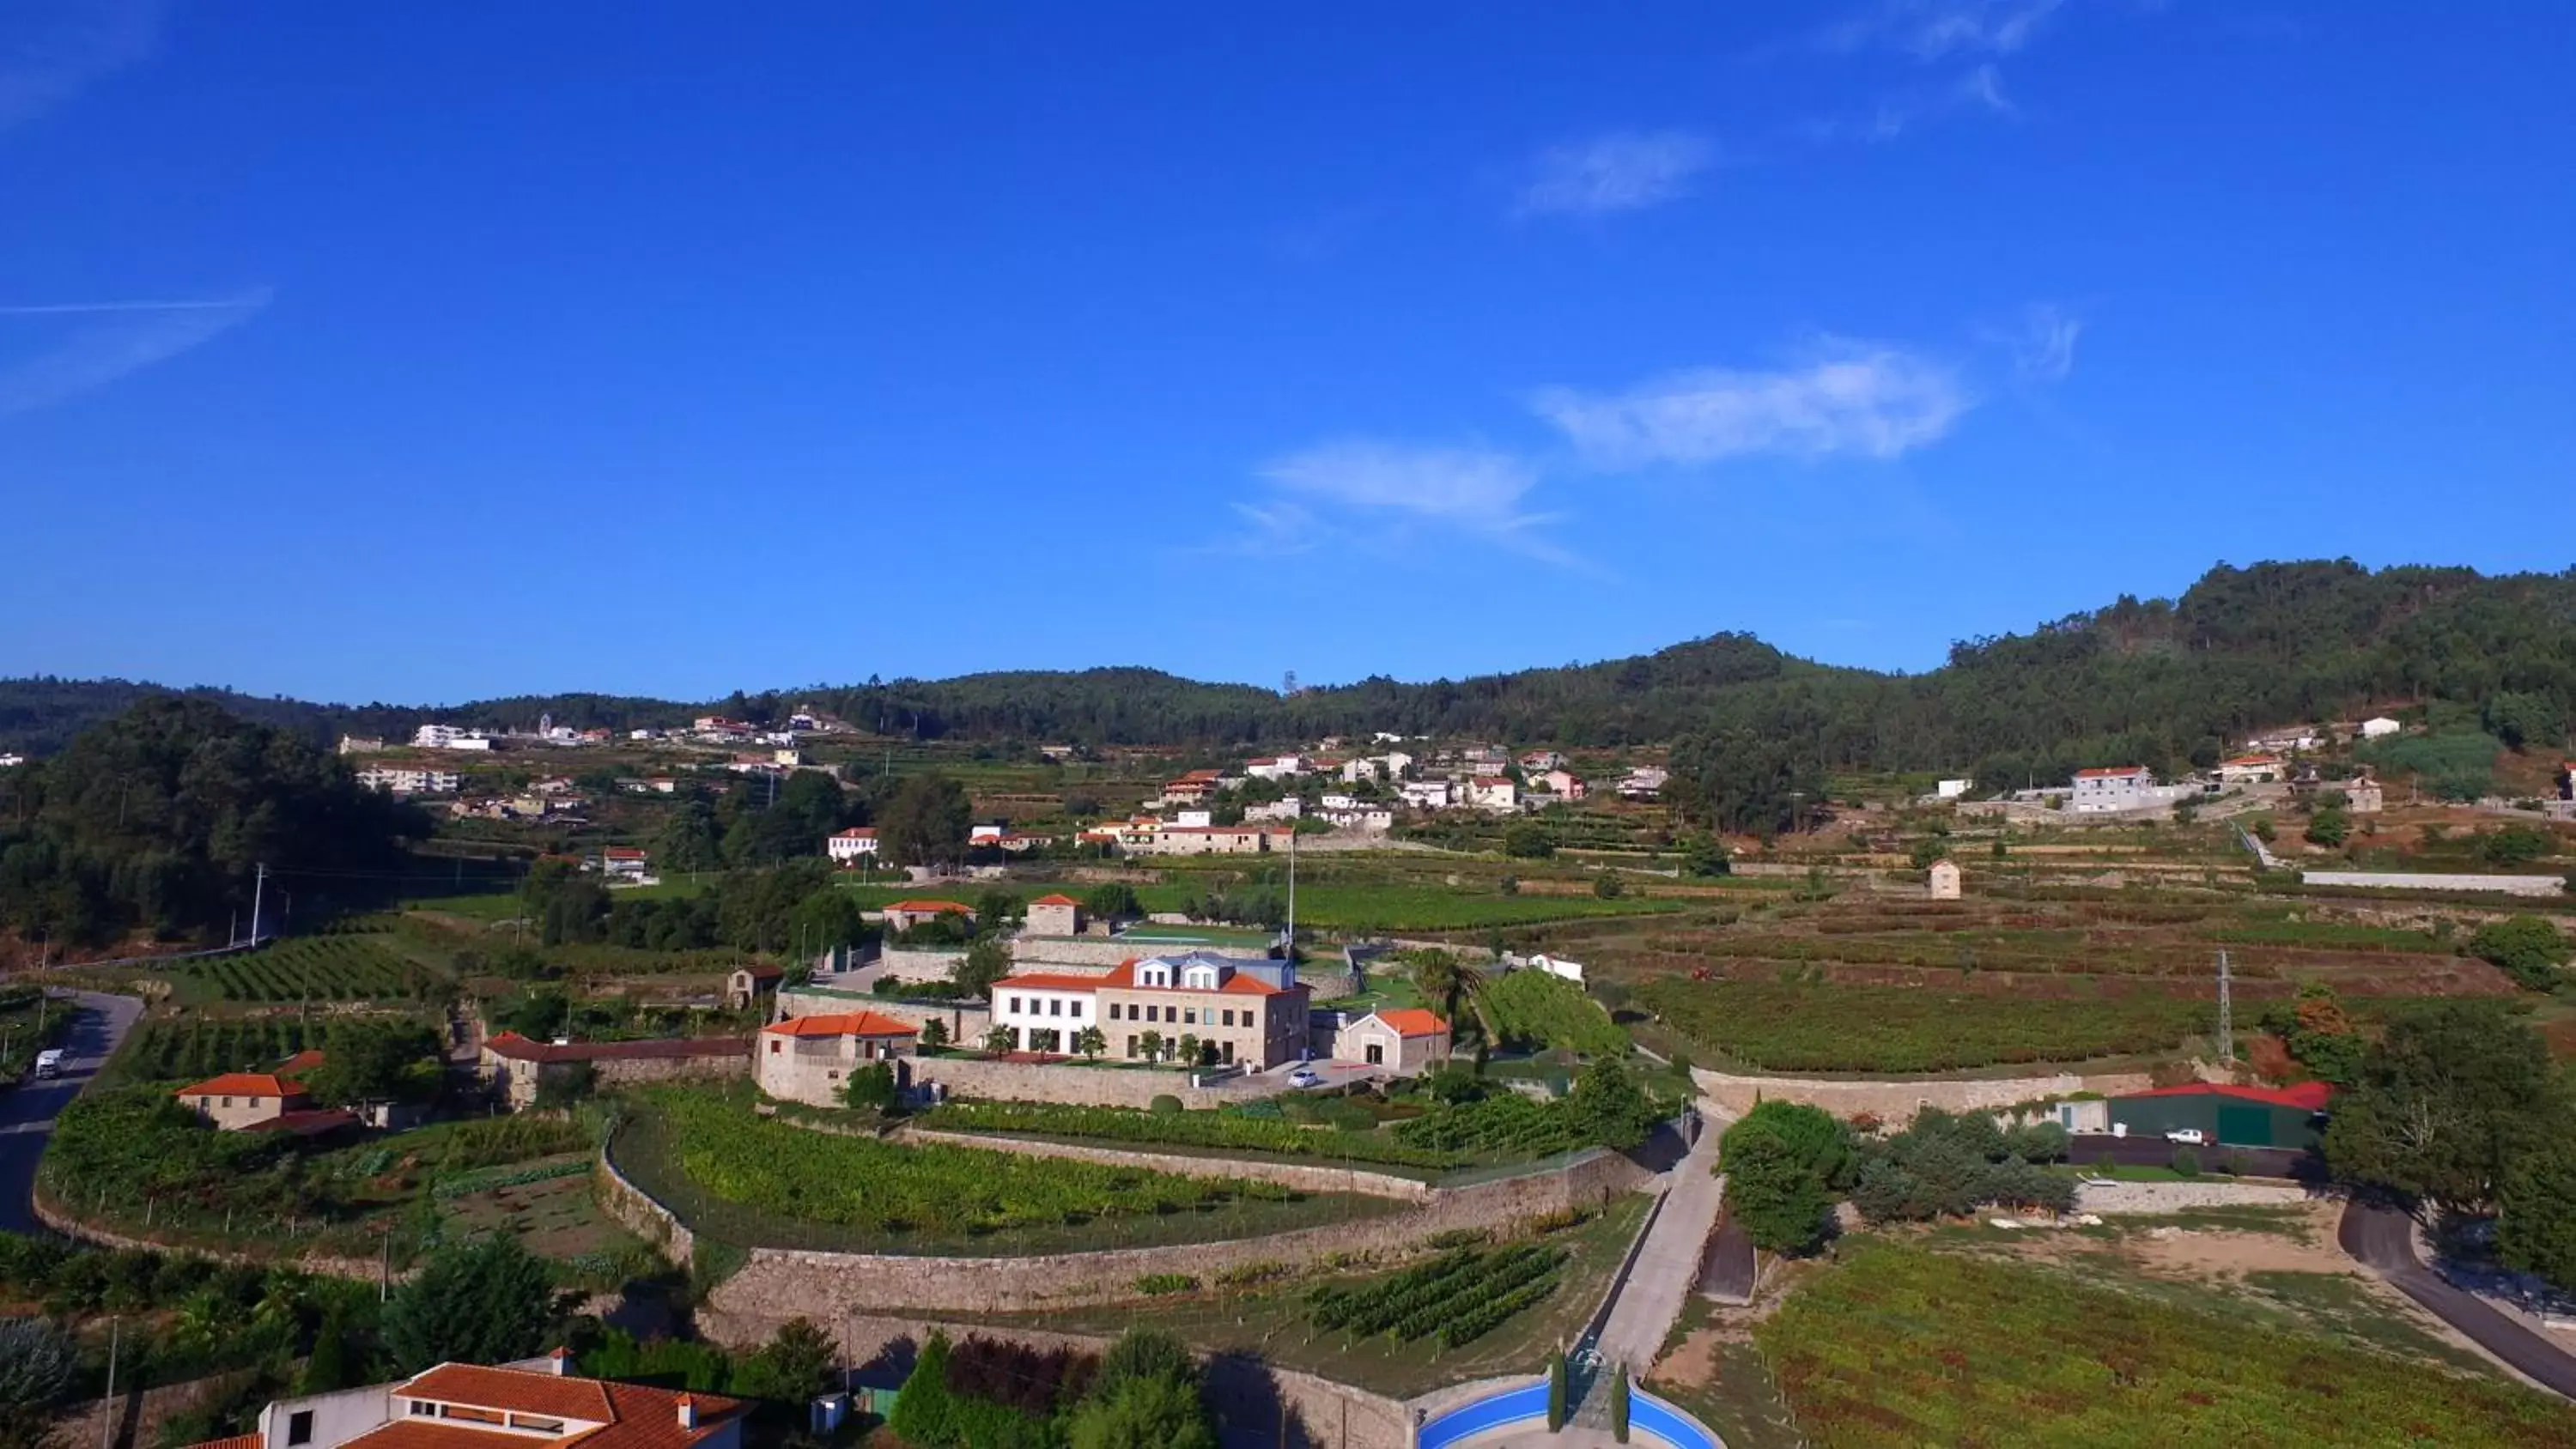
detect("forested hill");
top-left (4, 561), bottom-right (2572, 780)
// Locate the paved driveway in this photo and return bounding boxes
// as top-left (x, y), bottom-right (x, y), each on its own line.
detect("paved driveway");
top-left (0, 991), bottom-right (143, 1234)
top-left (1592, 1124), bottom-right (1723, 1374)
top-left (2340, 1199), bottom-right (2576, 1400)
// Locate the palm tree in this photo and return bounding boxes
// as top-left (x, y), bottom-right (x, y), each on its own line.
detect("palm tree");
top-left (1410, 950), bottom-right (1488, 1037)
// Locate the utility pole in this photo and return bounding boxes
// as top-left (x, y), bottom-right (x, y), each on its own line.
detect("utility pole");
top-left (2216, 949), bottom-right (2234, 1065)
top-left (1285, 822), bottom-right (1297, 961)
top-left (99, 1318), bottom-right (118, 1449)
top-left (249, 863), bottom-right (267, 946)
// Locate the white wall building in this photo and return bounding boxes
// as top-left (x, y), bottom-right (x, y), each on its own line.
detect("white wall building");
top-left (991, 972), bottom-right (1102, 1053)
top-left (411, 724), bottom-right (494, 751)
top-left (2069, 766), bottom-right (2155, 813)
top-left (1935, 778), bottom-right (1973, 799)
top-left (826, 827), bottom-right (879, 863)
top-left (1465, 775), bottom-right (1519, 812)
top-left (1243, 755), bottom-right (1305, 780)
top-left (2360, 716), bottom-right (2402, 739)
top-left (1400, 779), bottom-right (1455, 809)
top-left (355, 765), bottom-right (461, 796)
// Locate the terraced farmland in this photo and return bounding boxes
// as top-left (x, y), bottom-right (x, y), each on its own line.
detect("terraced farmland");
top-left (158, 936), bottom-right (445, 1004)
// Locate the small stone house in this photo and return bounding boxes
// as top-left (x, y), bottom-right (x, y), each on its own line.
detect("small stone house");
top-left (723, 963), bottom-right (785, 1010)
top-left (882, 899), bottom-right (975, 932)
top-left (1927, 858), bottom-right (1962, 900)
top-left (1329, 1009), bottom-right (1452, 1076)
top-left (1024, 893), bottom-right (1084, 937)
top-left (479, 1032), bottom-right (749, 1108)
top-left (756, 1012), bottom-right (919, 1105)
top-left (174, 1071), bottom-right (308, 1131)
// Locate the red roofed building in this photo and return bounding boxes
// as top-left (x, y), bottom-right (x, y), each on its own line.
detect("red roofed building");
top-left (882, 899), bottom-right (975, 932)
top-left (175, 1072), bottom-right (311, 1131)
top-left (194, 1353), bottom-right (749, 1449)
top-left (2070, 765), bottom-right (2155, 814)
top-left (826, 827), bottom-right (879, 864)
top-left (1094, 952), bottom-right (1309, 1068)
top-left (1025, 893), bottom-right (1085, 937)
top-left (478, 1032), bottom-right (749, 1109)
top-left (2109, 1081), bottom-right (2335, 1150)
top-left (1326, 1008), bottom-right (1454, 1076)
top-left (756, 1012), bottom-right (919, 1104)
top-left (2217, 754), bottom-right (2285, 785)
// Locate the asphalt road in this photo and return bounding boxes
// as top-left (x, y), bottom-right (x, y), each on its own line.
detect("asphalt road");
top-left (2340, 1199), bottom-right (2576, 1400)
top-left (0, 991), bottom-right (143, 1234)
top-left (2067, 1133), bottom-right (2316, 1182)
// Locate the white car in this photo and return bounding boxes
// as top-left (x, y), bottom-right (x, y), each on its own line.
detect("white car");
top-left (2165, 1128), bottom-right (2207, 1146)
top-left (1286, 1068), bottom-right (1324, 1088)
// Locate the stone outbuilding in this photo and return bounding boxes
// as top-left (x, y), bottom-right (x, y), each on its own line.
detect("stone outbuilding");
top-left (1024, 893), bottom-right (1084, 937)
top-left (723, 962), bottom-right (785, 1010)
top-left (1928, 858), bottom-right (1962, 900)
top-left (1320, 1009), bottom-right (1452, 1076)
top-left (479, 1031), bottom-right (749, 1109)
top-left (882, 899), bottom-right (975, 933)
top-left (756, 1011), bottom-right (919, 1106)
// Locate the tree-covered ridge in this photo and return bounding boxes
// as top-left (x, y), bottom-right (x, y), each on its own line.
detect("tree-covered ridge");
top-left (3, 560), bottom-right (2571, 775)
top-left (0, 697), bottom-right (429, 945)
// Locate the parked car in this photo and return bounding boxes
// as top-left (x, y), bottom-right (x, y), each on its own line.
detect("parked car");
top-left (2165, 1127), bottom-right (2207, 1145)
top-left (32, 1049), bottom-right (64, 1080)
top-left (1286, 1068), bottom-right (1324, 1088)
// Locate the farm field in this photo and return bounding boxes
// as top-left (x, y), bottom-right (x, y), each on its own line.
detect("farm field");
top-left (111, 1015), bottom-right (364, 1084)
top-left (916, 1100), bottom-right (1460, 1170)
top-left (951, 1195), bottom-right (1648, 1398)
top-left (1755, 1242), bottom-right (2576, 1448)
top-left (1632, 977), bottom-right (2213, 1074)
top-left (151, 935), bottom-right (447, 1005)
top-left (612, 1087), bottom-right (1406, 1256)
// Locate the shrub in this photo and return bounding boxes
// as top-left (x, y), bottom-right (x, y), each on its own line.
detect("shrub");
top-left (1593, 874), bottom-right (1625, 900)
top-left (1133, 1273), bottom-right (1198, 1296)
top-left (841, 1061), bottom-right (900, 1112)
top-left (1546, 1350), bottom-right (1566, 1431)
top-left (1149, 1094), bottom-right (1184, 1116)
top-left (1609, 1370), bottom-right (1631, 1443)
top-left (2470, 915), bottom-right (2567, 991)
top-left (2172, 1147), bottom-right (2202, 1178)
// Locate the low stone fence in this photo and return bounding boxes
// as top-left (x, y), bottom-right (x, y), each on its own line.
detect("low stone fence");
top-left (892, 1125), bottom-right (1437, 1202)
top-left (32, 1185), bottom-right (398, 1284)
top-left (62, 1369), bottom-right (264, 1449)
top-left (692, 1313), bottom-right (1414, 1449)
top-left (2074, 1179), bottom-right (2317, 1215)
top-left (907, 1054), bottom-right (1274, 1110)
top-left (702, 1148), bottom-right (1648, 1317)
top-left (1691, 1065), bottom-right (2160, 1121)
top-left (879, 946), bottom-right (966, 984)
top-left (594, 1144), bottom-right (696, 1264)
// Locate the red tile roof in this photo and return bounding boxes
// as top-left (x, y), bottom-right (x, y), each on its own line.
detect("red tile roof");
top-left (378, 1363), bottom-right (750, 1449)
top-left (833, 827), bottom-right (877, 838)
top-left (1096, 960), bottom-right (1293, 997)
top-left (176, 1072), bottom-right (301, 1100)
top-left (246, 1107), bottom-right (362, 1135)
top-left (993, 973), bottom-right (1107, 994)
top-left (1371, 1009), bottom-right (1450, 1038)
top-left (1030, 894), bottom-right (1081, 906)
top-left (2074, 766), bottom-right (2150, 779)
top-left (2122, 1082), bottom-right (2334, 1112)
top-left (2221, 755), bottom-right (2281, 767)
top-left (399, 1363), bottom-right (614, 1422)
top-left (762, 1011), bottom-right (918, 1039)
top-left (179, 1434), bottom-right (259, 1449)
top-left (483, 1032), bottom-right (750, 1064)
top-left (277, 1048), bottom-right (327, 1076)
top-left (885, 899), bottom-right (973, 913)
top-left (733, 962), bottom-right (785, 981)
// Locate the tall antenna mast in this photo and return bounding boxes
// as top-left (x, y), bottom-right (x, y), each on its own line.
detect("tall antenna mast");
top-left (2216, 949), bottom-right (2234, 1065)
top-left (1285, 822), bottom-right (1297, 961)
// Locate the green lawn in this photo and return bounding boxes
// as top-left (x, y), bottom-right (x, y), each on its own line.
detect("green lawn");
top-left (1757, 1242), bottom-right (2576, 1448)
top-left (1635, 978), bottom-right (2211, 1074)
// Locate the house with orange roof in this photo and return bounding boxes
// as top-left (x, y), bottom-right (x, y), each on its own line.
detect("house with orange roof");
top-left (1319, 1008), bottom-right (1452, 1076)
top-left (191, 1351), bottom-right (748, 1449)
top-left (175, 1071), bottom-right (315, 1131)
top-left (1092, 952), bottom-right (1309, 1068)
top-left (2216, 753), bottom-right (2285, 785)
top-left (1024, 893), bottom-right (1084, 937)
top-left (881, 899), bottom-right (976, 932)
top-left (755, 1011), bottom-right (918, 1104)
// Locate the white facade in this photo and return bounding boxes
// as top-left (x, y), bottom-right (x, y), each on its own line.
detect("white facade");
top-left (1617, 767), bottom-right (1668, 799)
top-left (1243, 797), bottom-right (1303, 822)
top-left (2360, 717), bottom-right (2402, 739)
top-left (827, 828), bottom-right (879, 862)
top-left (993, 977), bottom-right (1098, 1052)
top-left (355, 766), bottom-right (460, 796)
top-left (411, 724), bottom-right (494, 751)
top-left (1928, 858), bottom-right (1962, 900)
top-left (1525, 953), bottom-right (1585, 984)
top-left (2069, 767), bottom-right (2154, 814)
top-left (1341, 758), bottom-right (1382, 783)
top-left (1174, 809), bottom-right (1214, 828)
top-left (1466, 776), bottom-right (1519, 813)
top-left (1244, 755), bottom-right (1304, 780)
top-left (1322, 805), bottom-right (1394, 832)
top-left (1400, 779), bottom-right (1455, 809)
top-left (1935, 778), bottom-right (1973, 799)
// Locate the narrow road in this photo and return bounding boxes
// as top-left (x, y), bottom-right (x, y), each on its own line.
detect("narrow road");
top-left (2339, 1198), bottom-right (2576, 1400)
top-left (1592, 1123), bottom-right (1723, 1376)
top-left (0, 991), bottom-right (143, 1234)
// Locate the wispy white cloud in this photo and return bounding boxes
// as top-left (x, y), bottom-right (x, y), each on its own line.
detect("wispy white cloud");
top-left (0, 288), bottom-right (271, 418)
top-left (1530, 339), bottom-right (1973, 470)
top-left (0, 0), bottom-right (162, 131)
top-left (1804, 63), bottom-right (2018, 142)
top-left (1249, 440), bottom-right (1589, 569)
top-left (2006, 303), bottom-right (2081, 381)
top-left (1816, 0), bottom-right (2065, 61)
top-left (1514, 130), bottom-right (1716, 218)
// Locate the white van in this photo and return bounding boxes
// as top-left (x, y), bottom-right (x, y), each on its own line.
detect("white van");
top-left (32, 1049), bottom-right (64, 1080)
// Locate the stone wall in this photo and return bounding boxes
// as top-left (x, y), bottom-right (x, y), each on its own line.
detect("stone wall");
top-left (906, 1054), bottom-right (1274, 1110)
top-left (1008, 936), bottom-right (1136, 970)
top-left (594, 1051), bottom-right (748, 1088)
top-left (61, 1370), bottom-right (264, 1449)
top-left (2074, 1179), bottom-right (2316, 1215)
top-left (893, 1125), bottom-right (1436, 1202)
top-left (33, 1185), bottom-right (395, 1284)
top-left (879, 946), bottom-right (967, 983)
top-left (692, 1313), bottom-right (1414, 1449)
top-left (594, 1147), bottom-right (695, 1264)
top-left (1691, 1065), bottom-right (2160, 1121)
top-left (703, 1148), bottom-right (1646, 1317)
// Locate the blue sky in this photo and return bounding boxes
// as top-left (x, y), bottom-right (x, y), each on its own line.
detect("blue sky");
top-left (2, 1), bottom-right (2570, 707)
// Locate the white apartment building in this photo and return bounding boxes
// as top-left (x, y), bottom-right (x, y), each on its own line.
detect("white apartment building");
top-left (355, 766), bottom-right (461, 796)
top-left (826, 827), bottom-right (879, 863)
top-left (1616, 767), bottom-right (1668, 800)
top-left (1466, 775), bottom-right (1519, 812)
top-left (1244, 755), bottom-right (1305, 781)
top-left (2360, 717), bottom-right (2402, 739)
top-left (411, 724), bottom-right (494, 751)
top-left (1341, 758), bottom-right (1382, 783)
top-left (2069, 766), bottom-right (2155, 813)
top-left (1400, 779), bottom-right (1455, 809)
